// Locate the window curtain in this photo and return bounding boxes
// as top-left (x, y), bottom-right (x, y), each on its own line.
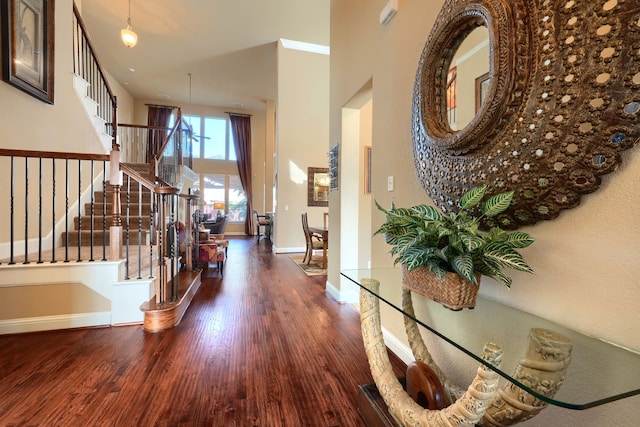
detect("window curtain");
top-left (147, 105), bottom-right (173, 161)
top-left (229, 114), bottom-right (255, 236)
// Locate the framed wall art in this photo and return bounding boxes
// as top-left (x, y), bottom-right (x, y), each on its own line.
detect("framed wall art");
top-left (1, 0), bottom-right (55, 104)
top-left (364, 146), bottom-right (372, 194)
top-left (329, 143), bottom-right (339, 191)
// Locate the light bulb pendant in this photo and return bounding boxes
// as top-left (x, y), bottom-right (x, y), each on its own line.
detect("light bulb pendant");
top-left (121, 0), bottom-right (137, 48)
top-left (121, 24), bottom-right (138, 48)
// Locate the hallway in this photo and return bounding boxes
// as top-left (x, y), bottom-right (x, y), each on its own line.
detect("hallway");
top-left (0, 237), bottom-right (403, 426)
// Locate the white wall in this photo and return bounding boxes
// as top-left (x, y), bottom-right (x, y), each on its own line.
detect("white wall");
top-left (273, 42), bottom-right (330, 252)
top-left (329, 1), bottom-right (640, 425)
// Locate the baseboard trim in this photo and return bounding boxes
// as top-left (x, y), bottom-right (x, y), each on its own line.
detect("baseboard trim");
top-left (0, 312), bottom-right (111, 335)
top-left (381, 326), bottom-right (415, 366)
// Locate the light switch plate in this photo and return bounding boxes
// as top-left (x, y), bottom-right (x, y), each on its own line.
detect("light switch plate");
top-left (387, 176), bottom-right (394, 192)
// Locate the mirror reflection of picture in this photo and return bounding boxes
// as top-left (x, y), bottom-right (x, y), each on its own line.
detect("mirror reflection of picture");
top-left (314, 173), bottom-right (329, 201)
top-left (475, 72), bottom-right (490, 113)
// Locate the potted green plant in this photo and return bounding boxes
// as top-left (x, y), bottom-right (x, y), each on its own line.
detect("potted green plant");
top-left (374, 185), bottom-right (535, 310)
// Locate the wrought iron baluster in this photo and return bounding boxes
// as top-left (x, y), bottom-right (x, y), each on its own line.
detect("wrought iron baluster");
top-left (64, 159), bottom-right (70, 262)
top-left (137, 180), bottom-right (142, 279)
top-left (89, 160), bottom-right (95, 261)
top-left (38, 158), bottom-right (43, 263)
top-left (169, 194), bottom-right (176, 302)
top-left (157, 193), bottom-right (165, 304)
top-left (102, 161), bottom-right (107, 261)
top-left (125, 174), bottom-right (131, 280)
top-left (23, 157), bottom-right (29, 264)
top-left (9, 157), bottom-right (15, 265)
top-left (51, 159), bottom-right (56, 263)
top-left (149, 192), bottom-right (155, 279)
top-left (77, 159), bottom-right (82, 262)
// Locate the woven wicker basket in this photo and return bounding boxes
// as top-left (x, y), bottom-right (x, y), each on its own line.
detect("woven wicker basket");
top-left (401, 265), bottom-right (480, 310)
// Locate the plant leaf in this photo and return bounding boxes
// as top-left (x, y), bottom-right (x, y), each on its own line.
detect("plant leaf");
top-left (411, 204), bottom-right (444, 221)
top-left (459, 185), bottom-right (486, 210)
top-left (483, 243), bottom-right (534, 273)
top-left (503, 231), bottom-right (535, 248)
top-left (477, 259), bottom-right (513, 288)
top-left (427, 260), bottom-right (448, 280)
top-left (482, 191), bottom-right (514, 217)
top-left (459, 231), bottom-right (484, 252)
top-left (451, 253), bottom-right (476, 283)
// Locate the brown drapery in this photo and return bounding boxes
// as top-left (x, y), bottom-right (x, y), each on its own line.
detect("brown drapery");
top-left (147, 105), bottom-right (174, 161)
top-left (229, 114), bottom-right (255, 236)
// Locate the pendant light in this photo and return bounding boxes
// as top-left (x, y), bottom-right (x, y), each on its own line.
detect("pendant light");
top-left (121, 0), bottom-right (138, 48)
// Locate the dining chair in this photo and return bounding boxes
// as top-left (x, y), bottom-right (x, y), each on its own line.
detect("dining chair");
top-left (254, 210), bottom-right (273, 241)
top-left (301, 212), bottom-right (325, 265)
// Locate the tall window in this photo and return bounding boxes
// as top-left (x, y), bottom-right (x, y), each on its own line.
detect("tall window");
top-left (184, 115), bottom-right (202, 158)
top-left (186, 113), bottom-right (245, 223)
top-left (184, 115), bottom-right (236, 160)
top-left (203, 173), bottom-right (247, 223)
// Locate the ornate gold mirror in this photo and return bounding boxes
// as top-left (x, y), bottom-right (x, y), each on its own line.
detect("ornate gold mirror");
top-left (308, 167), bottom-right (329, 207)
top-left (413, 0), bottom-right (640, 228)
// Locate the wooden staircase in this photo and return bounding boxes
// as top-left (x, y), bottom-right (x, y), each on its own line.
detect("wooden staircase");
top-left (61, 180), bottom-right (155, 247)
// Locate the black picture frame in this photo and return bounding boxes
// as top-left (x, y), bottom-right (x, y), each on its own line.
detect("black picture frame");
top-left (1, 0), bottom-right (55, 104)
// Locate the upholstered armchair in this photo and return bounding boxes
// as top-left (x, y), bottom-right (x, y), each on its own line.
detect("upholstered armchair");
top-left (198, 241), bottom-right (225, 275)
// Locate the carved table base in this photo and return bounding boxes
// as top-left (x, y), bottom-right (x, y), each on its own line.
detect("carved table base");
top-left (359, 279), bottom-right (572, 427)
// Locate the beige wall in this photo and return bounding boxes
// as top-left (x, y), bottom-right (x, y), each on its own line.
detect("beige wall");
top-left (329, 1), bottom-right (640, 425)
top-left (273, 42), bottom-right (330, 251)
top-left (0, 0), bottom-right (106, 154)
top-left (0, 0), bottom-right (126, 245)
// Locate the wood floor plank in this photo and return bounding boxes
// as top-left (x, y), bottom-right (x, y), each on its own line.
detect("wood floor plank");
top-left (0, 237), bottom-right (406, 426)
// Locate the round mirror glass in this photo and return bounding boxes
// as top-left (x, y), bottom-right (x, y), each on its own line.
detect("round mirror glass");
top-left (447, 26), bottom-right (490, 131)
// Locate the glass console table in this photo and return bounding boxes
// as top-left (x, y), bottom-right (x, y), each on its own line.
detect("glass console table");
top-left (341, 268), bottom-right (640, 410)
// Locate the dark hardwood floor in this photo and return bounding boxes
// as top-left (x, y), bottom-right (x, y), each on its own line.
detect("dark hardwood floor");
top-left (0, 237), bottom-right (405, 426)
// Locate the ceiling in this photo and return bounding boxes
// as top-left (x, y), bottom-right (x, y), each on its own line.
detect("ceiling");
top-left (79, 0), bottom-right (330, 111)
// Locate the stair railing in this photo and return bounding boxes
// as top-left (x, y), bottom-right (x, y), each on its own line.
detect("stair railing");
top-left (121, 165), bottom-right (181, 304)
top-left (0, 149), bottom-right (110, 264)
top-left (119, 124), bottom-right (171, 166)
top-left (72, 3), bottom-right (118, 152)
top-left (0, 148), bottom-right (186, 303)
top-left (118, 112), bottom-right (194, 187)
top-left (73, 3), bottom-right (123, 260)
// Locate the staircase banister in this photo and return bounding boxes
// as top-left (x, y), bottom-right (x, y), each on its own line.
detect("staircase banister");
top-left (154, 112), bottom-right (182, 164)
top-left (118, 123), bottom-right (171, 131)
top-left (154, 177), bottom-right (180, 195)
top-left (72, 3), bottom-right (116, 105)
top-left (0, 149), bottom-right (109, 162)
top-left (120, 164), bottom-right (179, 195)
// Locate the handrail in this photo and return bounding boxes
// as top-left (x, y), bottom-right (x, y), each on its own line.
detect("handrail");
top-left (72, 4), bottom-right (116, 102)
top-left (155, 112), bottom-right (182, 160)
top-left (0, 149), bottom-right (109, 162)
top-left (72, 3), bottom-right (118, 150)
top-left (153, 110), bottom-right (184, 187)
top-left (120, 164), bottom-right (179, 195)
top-left (119, 123), bottom-right (171, 130)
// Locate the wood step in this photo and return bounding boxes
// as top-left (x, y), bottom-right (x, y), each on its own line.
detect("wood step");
top-left (74, 215), bottom-right (152, 229)
top-left (94, 190), bottom-right (154, 203)
top-left (62, 230), bottom-right (151, 246)
top-left (85, 202), bottom-right (153, 215)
